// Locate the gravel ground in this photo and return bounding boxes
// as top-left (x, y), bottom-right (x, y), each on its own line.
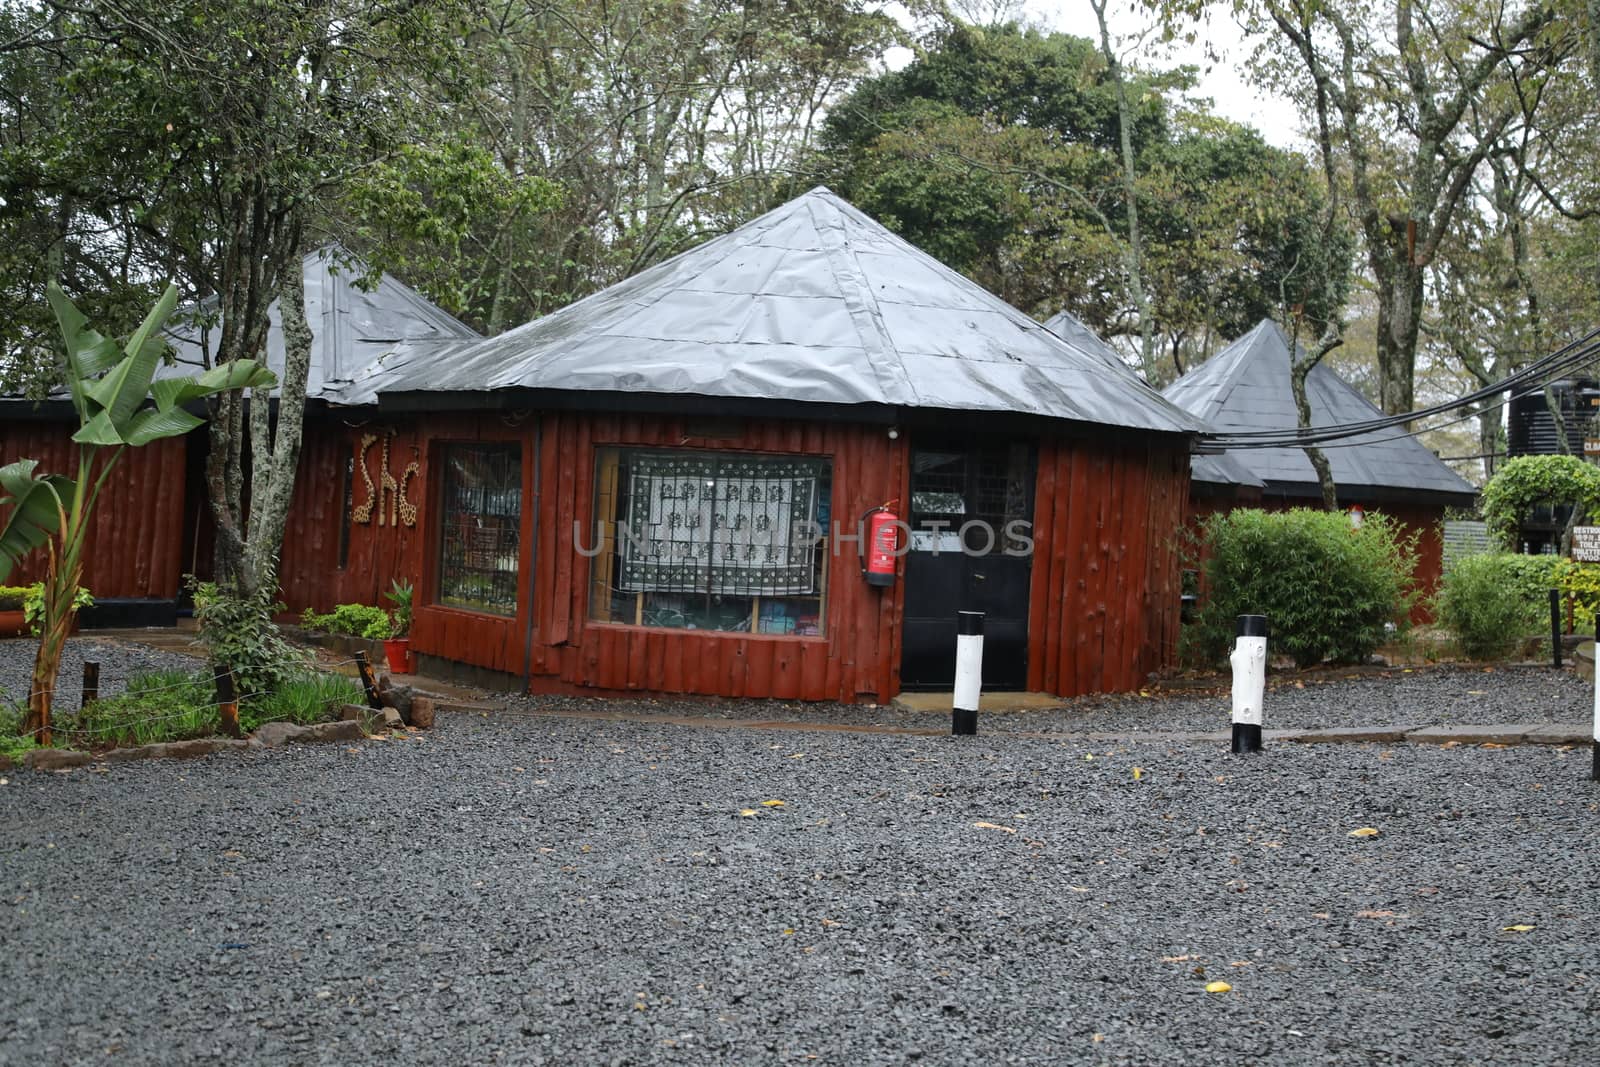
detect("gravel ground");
top-left (0, 635), bottom-right (203, 710)
top-left (3, 710), bottom-right (1598, 1065)
top-left (505, 664), bottom-right (1595, 735)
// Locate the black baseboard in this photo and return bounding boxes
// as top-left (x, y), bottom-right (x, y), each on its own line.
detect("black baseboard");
top-left (79, 599), bottom-right (178, 629)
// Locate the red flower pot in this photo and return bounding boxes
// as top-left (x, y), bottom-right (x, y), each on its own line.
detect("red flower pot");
top-left (383, 637), bottom-right (414, 675)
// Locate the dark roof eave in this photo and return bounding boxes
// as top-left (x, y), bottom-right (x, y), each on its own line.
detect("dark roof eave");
top-left (1261, 481), bottom-right (1479, 508)
top-left (370, 387), bottom-right (1201, 444)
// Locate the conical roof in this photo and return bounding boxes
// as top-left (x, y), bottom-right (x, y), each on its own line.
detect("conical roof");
top-left (352, 189), bottom-right (1203, 435)
top-left (165, 247), bottom-right (479, 400)
top-left (1164, 319), bottom-right (1476, 501)
top-left (1040, 309), bottom-right (1140, 380)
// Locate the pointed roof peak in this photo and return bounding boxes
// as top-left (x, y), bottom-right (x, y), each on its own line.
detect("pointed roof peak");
top-left (1163, 322), bottom-right (1476, 500)
top-left (356, 188), bottom-right (1204, 435)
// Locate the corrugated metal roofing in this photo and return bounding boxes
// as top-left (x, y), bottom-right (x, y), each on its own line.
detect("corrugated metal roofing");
top-left (164, 248), bottom-right (479, 400)
top-left (347, 189), bottom-right (1203, 435)
top-left (1164, 319), bottom-right (1477, 500)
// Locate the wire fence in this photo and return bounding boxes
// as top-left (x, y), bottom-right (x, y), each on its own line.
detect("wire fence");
top-left (1, 656), bottom-right (377, 746)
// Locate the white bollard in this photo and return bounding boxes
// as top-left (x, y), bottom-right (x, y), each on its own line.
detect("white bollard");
top-left (1230, 614), bottom-right (1267, 754)
top-left (953, 610), bottom-right (983, 735)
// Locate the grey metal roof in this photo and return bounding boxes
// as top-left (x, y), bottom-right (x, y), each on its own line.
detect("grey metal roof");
top-left (1039, 309), bottom-right (1141, 380)
top-left (348, 189), bottom-right (1204, 435)
top-left (165, 248), bottom-right (479, 400)
top-left (1164, 319), bottom-right (1477, 501)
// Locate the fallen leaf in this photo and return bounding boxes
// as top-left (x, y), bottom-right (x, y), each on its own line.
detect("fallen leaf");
top-left (1355, 909), bottom-right (1401, 919)
top-left (1066, 885), bottom-right (1090, 893)
top-left (1092, 1033), bottom-right (1105, 1043)
top-left (1480, 742), bottom-right (1507, 750)
top-left (1502, 924), bottom-right (1536, 933)
top-left (1132, 767), bottom-right (1145, 781)
top-left (222, 850), bottom-right (243, 859)
top-left (738, 809), bottom-right (758, 817)
top-left (782, 928), bottom-right (795, 936)
top-left (820, 918), bottom-right (841, 928)
top-left (1161, 954), bottom-right (1194, 963)
top-left (760, 799), bottom-right (785, 808)
top-left (973, 821), bottom-right (1017, 834)
top-left (1205, 981), bottom-right (1232, 993)
top-left (1347, 827), bottom-right (1381, 838)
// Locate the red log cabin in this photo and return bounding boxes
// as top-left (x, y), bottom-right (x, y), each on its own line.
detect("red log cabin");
top-left (4, 190), bottom-right (1206, 702)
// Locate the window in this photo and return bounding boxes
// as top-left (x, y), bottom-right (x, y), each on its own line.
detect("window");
top-left (437, 443), bottom-right (521, 616)
top-left (589, 448), bottom-right (831, 635)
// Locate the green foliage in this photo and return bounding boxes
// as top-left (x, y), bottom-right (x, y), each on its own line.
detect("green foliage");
top-left (1434, 554), bottom-right (1545, 661)
top-left (22, 583), bottom-right (92, 636)
top-left (814, 21), bottom-right (1347, 372)
top-left (1188, 508), bottom-right (1419, 668)
top-left (71, 668), bottom-right (216, 748)
top-left (0, 700), bottom-right (39, 760)
top-left (191, 573), bottom-right (308, 697)
top-left (301, 602), bottom-right (391, 639)
top-left (0, 585), bottom-right (28, 611)
top-left (1479, 455), bottom-right (1600, 549)
top-left (383, 579), bottom-right (413, 639)
top-left (239, 670), bottom-right (364, 732)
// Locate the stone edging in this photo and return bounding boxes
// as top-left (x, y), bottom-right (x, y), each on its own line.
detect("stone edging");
top-left (1, 719), bottom-right (366, 772)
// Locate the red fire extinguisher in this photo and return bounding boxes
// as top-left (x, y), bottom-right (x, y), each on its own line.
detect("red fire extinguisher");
top-left (863, 503), bottom-right (900, 587)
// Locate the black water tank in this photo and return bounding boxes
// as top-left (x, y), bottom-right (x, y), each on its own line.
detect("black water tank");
top-left (1507, 378), bottom-right (1600, 457)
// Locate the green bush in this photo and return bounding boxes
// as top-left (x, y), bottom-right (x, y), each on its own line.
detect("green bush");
top-left (301, 602), bottom-right (390, 639)
top-left (1187, 508), bottom-right (1419, 668)
top-left (190, 570), bottom-right (308, 696)
top-left (0, 700), bottom-right (38, 760)
top-left (1480, 455), bottom-right (1600, 548)
top-left (0, 585), bottom-right (28, 611)
top-left (23, 582), bottom-right (92, 635)
top-left (1436, 552), bottom-right (1600, 649)
top-left (1435, 554), bottom-right (1544, 660)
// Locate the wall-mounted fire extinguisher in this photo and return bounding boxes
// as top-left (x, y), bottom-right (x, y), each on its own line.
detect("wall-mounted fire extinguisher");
top-left (862, 502), bottom-right (900, 587)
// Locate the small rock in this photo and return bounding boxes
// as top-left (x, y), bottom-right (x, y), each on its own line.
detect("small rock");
top-left (339, 703), bottom-right (370, 723)
top-left (0, 753), bottom-right (14, 772)
top-left (253, 722), bottom-right (310, 749)
top-left (381, 685), bottom-right (414, 718)
top-left (302, 719), bottom-right (363, 743)
top-left (163, 739), bottom-right (225, 760)
top-left (381, 707), bottom-right (404, 729)
top-left (24, 748), bottom-right (92, 771)
top-left (409, 696), bottom-right (436, 730)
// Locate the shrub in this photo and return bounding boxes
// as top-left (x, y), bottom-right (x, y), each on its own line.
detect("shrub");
top-left (0, 585), bottom-right (28, 611)
top-left (23, 582), bottom-right (92, 635)
top-left (1480, 455), bottom-right (1600, 548)
top-left (0, 700), bottom-right (38, 760)
top-left (190, 570), bottom-right (308, 696)
top-left (1187, 508), bottom-right (1419, 668)
top-left (1435, 554), bottom-right (1544, 660)
top-left (302, 602), bottom-right (390, 639)
top-left (1437, 553), bottom-right (1600, 644)
top-left (383, 579), bottom-right (413, 638)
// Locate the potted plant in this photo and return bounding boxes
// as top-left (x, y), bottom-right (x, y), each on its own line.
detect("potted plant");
top-left (0, 585), bottom-right (27, 637)
top-left (380, 579), bottom-right (414, 674)
top-left (24, 582), bottom-right (92, 637)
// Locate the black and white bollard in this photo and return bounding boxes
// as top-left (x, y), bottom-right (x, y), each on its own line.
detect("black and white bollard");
top-left (952, 610), bottom-right (983, 736)
top-left (1230, 614), bottom-right (1267, 754)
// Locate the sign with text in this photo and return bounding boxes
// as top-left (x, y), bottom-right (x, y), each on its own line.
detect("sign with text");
top-left (1572, 526), bottom-right (1600, 561)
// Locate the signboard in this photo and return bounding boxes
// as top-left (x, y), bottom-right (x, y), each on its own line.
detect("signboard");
top-left (1585, 437), bottom-right (1600, 457)
top-left (1572, 526), bottom-right (1600, 562)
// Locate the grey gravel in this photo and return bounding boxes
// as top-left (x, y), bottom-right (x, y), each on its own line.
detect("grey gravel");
top-left (2, 707), bottom-right (1598, 1065)
top-left (0, 634), bottom-right (202, 710)
top-left (505, 664), bottom-right (1593, 735)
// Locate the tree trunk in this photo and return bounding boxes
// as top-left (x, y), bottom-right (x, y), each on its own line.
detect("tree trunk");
top-left (1375, 253), bottom-right (1424, 419)
top-left (1091, 0), bottom-right (1157, 381)
top-left (241, 239), bottom-right (312, 590)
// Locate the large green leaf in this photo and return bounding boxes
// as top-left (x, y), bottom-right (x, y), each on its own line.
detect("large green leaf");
top-left (119, 406), bottom-right (206, 447)
top-left (81, 283), bottom-right (179, 430)
top-left (150, 359), bottom-right (278, 412)
top-left (0, 459), bottom-right (75, 582)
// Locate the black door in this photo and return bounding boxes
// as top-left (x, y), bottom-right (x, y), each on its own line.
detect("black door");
top-left (900, 440), bottom-right (1035, 690)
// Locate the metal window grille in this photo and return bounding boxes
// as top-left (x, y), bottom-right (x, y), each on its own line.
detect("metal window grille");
top-left (437, 443), bottom-right (521, 616)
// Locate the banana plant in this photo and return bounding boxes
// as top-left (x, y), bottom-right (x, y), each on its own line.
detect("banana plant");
top-left (0, 282), bottom-right (276, 746)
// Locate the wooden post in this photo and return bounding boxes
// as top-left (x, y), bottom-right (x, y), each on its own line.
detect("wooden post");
top-left (1550, 589), bottom-right (1563, 670)
top-left (214, 666), bottom-right (241, 739)
top-left (354, 650), bottom-right (383, 709)
top-left (80, 661), bottom-right (99, 710)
